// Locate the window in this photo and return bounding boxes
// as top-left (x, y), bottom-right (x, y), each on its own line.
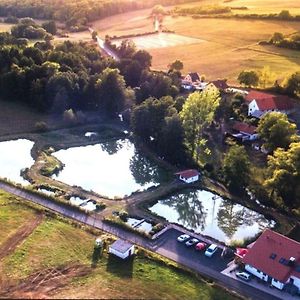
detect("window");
top-left (270, 253), bottom-right (277, 260)
top-left (279, 257), bottom-right (289, 265)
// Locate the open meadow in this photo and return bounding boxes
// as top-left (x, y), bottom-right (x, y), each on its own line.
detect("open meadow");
top-left (0, 191), bottom-right (238, 299)
top-left (92, 1), bottom-right (300, 83)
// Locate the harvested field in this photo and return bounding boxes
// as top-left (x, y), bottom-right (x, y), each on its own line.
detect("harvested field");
top-left (113, 32), bottom-right (204, 49)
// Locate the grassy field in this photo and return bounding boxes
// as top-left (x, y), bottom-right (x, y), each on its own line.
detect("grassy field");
top-left (92, 4), bottom-right (300, 84)
top-left (0, 191), bottom-right (239, 299)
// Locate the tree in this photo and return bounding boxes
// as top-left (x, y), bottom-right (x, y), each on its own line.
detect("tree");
top-left (269, 32), bottom-right (284, 44)
top-left (238, 70), bottom-right (259, 87)
top-left (42, 20), bottom-right (57, 35)
top-left (259, 66), bottom-right (275, 88)
top-left (257, 112), bottom-right (298, 152)
top-left (132, 50), bottom-right (152, 69)
top-left (151, 5), bottom-right (165, 16)
top-left (169, 59), bottom-right (183, 72)
top-left (278, 10), bottom-right (292, 20)
top-left (180, 90), bottom-right (220, 160)
top-left (264, 142), bottom-right (300, 207)
top-left (91, 31), bottom-right (98, 41)
top-left (223, 144), bottom-right (250, 192)
top-left (96, 68), bottom-right (127, 116)
top-left (285, 72), bottom-right (300, 97)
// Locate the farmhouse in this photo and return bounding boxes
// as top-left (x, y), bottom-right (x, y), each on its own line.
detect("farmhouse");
top-left (181, 72), bottom-right (201, 90)
top-left (245, 91), bottom-right (295, 119)
top-left (207, 79), bottom-right (229, 92)
top-left (232, 121), bottom-right (258, 141)
top-left (175, 169), bottom-right (199, 183)
top-left (243, 229), bottom-right (300, 291)
top-left (109, 239), bottom-right (135, 260)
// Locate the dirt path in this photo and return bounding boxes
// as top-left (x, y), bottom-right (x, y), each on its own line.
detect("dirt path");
top-left (0, 213), bottom-right (43, 261)
top-left (0, 263), bottom-right (91, 299)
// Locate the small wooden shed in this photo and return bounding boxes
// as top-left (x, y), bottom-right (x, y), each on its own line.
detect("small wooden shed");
top-left (109, 239), bottom-right (135, 260)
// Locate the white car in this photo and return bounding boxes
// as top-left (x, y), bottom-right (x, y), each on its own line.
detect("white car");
top-left (177, 234), bottom-right (190, 242)
top-left (185, 238), bottom-right (199, 247)
top-left (204, 244), bottom-right (218, 257)
top-left (236, 272), bottom-right (251, 281)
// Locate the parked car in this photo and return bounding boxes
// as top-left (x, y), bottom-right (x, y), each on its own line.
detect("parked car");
top-left (204, 244), bottom-right (218, 257)
top-left (236, 271), bottom-right (251, 281)
top-left (195, 242), bottom-right (207, 251)
top-left (177, 234), bottom-right (190, 242)
top-left (185, 238), bottom-right (199, 247)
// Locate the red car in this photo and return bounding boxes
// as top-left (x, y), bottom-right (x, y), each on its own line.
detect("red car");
top-left (195, 242), bottom-right (207, 251)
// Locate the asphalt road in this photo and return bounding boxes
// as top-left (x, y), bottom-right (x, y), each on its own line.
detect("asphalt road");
top-left (0, 182), bottom-right (282, 300)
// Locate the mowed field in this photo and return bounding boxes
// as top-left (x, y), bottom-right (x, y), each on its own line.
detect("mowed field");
top-left (0, 191), bottom-right (237, 300)
top-left (93, 6), bottom-right (300, 84)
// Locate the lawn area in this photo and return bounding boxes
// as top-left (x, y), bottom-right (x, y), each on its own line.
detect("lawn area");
top-left (0, 190), bottom-right (38, 245)
top-left (93, 4), bottom-right (300, 84)
top-left (0, 192), bottom-right (238, 299)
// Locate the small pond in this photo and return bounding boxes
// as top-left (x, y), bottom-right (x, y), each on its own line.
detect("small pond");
top-left (0, 139), bottom-right (34, 185)
top-left (52, 139), bottom-right (168, 198)
top-left (126, 217), bottom-right (153, 234)
top-left (149, 189), bottom-right (275, 244)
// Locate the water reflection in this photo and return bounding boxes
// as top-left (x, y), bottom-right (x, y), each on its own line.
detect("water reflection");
top-left (0, 139), bottom-right (34, 185)
top-left (52, 139), bottom-right (168, 198)
top-left (150, 189), bottom-right (274, 243)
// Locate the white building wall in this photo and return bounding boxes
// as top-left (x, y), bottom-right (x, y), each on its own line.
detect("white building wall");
top-left (290, 276), bottom-right (300, 290)
top-left (180, 175), bottom-right (199, 183)
top-left (271, 278), bottom-right (285, 290)
top-left (245, 264), bottom-right (268, 282)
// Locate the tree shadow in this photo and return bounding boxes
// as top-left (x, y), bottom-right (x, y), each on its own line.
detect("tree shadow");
top-left (91, 246), bottom-right (103, 268)
top-left (106, 254), bottom-right (134, 278)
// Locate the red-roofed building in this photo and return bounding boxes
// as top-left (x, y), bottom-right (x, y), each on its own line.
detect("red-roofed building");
top-left (208, 80), bottom-right (229, 91)
top-left (232, 122), bottom-right (258, 141)
top-left (243, 229), bottom-right (300, 291)
top-left (175, 169), bottom-right (200, 183)
top-left (246, 91), bottom-right (295, 118)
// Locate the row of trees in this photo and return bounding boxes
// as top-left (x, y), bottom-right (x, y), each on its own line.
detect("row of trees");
top-left (269, 31), bottom-right (300, 51)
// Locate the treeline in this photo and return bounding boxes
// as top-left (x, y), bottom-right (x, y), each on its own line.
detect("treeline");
top-left (0, 0), bottom-right (199, 29)
top-left (174, 5), bottom-right (231, 15)
top-left (267, 32), bottom-right (300, 51)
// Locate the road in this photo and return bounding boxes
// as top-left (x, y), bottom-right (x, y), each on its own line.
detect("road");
top-left (0, 181), bottom-right (282, 300)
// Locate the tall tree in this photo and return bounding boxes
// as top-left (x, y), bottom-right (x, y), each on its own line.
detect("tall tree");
top-left (223, 144), bottom-right (250, 192)
top-left (257, 112), bottom-right (298, 152)
top-left (285, 71), bottom-right (300, 97)
top-left (180, 90), bottom-right (220, 160)
top-left (238, 70), bottom-right (259, 87)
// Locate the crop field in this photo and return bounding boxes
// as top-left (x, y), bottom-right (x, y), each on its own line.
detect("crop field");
top-left (94, 5), bottom-right (300, 84)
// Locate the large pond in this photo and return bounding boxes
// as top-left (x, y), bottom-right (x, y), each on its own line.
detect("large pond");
top-left (52, 139), bottom-right (168, 198)
top-left (0, 139), bottom-right (34, 185)
top-left (149, 189), bottom-right (275, 244)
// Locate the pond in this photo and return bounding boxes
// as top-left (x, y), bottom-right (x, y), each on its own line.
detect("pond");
top-left (52, 139), bottom-right (168, 198)
top-left (0, 139), bottom-right (34, 185)
top-left (126, 217), bottom-right (153, 234)
top-left (149, 189), bottom-right (275, 244)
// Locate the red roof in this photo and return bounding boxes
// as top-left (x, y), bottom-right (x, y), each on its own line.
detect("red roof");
top-left (232, 122), bottom-right (257, 135)
top-left (235, 248), bottom-right (248, 258)
top-left (243, 229), bottom-right (300, 282)
top-left (209, 80), bottom-right (229, 90)
top-left (175, 169), bottom-right (199, 179)
top-left (246, 90), bottom-right (294, 111)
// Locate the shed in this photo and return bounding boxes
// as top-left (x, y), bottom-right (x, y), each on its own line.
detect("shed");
top-left (175, 169), bottom-right (199, 183)
top-left (109, 239), bottom-right (135, 260)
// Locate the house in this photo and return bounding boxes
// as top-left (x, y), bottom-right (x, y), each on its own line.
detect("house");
top-left (246, 91), bottom-right (295, 119)
top-left (208, 79), bottom-right (229, 92)
top-left (232, 121), bottom-right (259, 141)
top-left (183, 72), bottom-right (201, 84)
top-left (109, 239), bottom-right (135, 260)
top-left (175, 169), bottom-right (199, 183)
top-left (243, 229), bottom-right (300, 291)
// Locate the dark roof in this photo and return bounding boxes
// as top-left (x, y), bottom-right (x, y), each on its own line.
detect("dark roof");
top-left (110, 239), bottom-right (133, 253)
top-left (243, 229), bottom-right (300, 282)
top-left (187, 72), bottom-right (200, 82)
top-left (175, 169), bottom-right (199, 179)
top-left (232, 122), bottom-right (257, 135)
top-left (209, 80), bottom-right (229, 90)
top-left (246, 90), bottom-right (294, 111)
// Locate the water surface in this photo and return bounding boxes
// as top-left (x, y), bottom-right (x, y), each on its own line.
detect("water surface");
top-left (149, 189), bottom-right (274, 243)
top-left (0, 139), bottom-right (34, 185)
top-left (52, 139), bottom-right (167, 198)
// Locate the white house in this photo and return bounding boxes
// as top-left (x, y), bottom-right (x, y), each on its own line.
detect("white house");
top-left (175, 169), bottom-right (199, 183)
top-left (109, 239), bottom-right (135, 260)
top-left (246, 91), bottom-right (295, 119)
top-left (243, 229), bottom-right (300, 291)
top-left (232, 121), bottom-right (259, 141)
